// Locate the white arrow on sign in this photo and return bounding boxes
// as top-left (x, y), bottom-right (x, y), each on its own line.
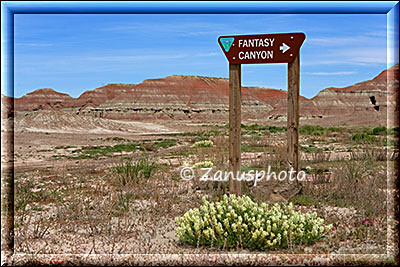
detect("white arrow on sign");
top-left (280, 43), bottom-right (290, 53)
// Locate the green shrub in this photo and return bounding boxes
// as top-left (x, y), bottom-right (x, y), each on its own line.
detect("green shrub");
top-left (326, 126), bottom-right (341, 133)
top-left (300, 145), bottom-right (322, 153)
top-left (299, 125), bottom-right (325, 136)
top-left (351, 133), bottom-right (376, 142)
top-left (290, 194), bottom-right (317, 207)
top-left (72, 143), bottom-right (140, 158)
top-left (372, 126), bottom-right (387, 135)
top-left (241, 124), bottom-right (287, 134)
top-left (152, 138), bottom-right (177, 149)
top-left (175, 195), bottom-right (332, 250)
top-left (241, 123), bottom-right (267, 131)
top-left (390, 127), bottom-right (400, 137)
top-left (267, 126), bottom-right (287, 133)
top-left (112, 157), bottom-right (158, 185)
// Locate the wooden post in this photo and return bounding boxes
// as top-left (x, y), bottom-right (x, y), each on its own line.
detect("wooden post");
top-left (229, 63), bottom-right (242, 195)
top-left (287, 54), bottom-right (300, 177)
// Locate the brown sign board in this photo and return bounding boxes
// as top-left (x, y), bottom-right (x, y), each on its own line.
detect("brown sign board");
top-left (218, 32), bottom-right (306, 64)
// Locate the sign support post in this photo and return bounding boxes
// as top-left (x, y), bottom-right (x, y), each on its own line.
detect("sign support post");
top-left (229, 63), bottom-right (242, 195)
top-left (287, 54), bottom-right (300, 178)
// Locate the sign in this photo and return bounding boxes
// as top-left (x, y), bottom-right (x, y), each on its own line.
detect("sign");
top-left (218, 32), bottom-right (305, 195)
top-left (218, 32), bottom-right (306, 64)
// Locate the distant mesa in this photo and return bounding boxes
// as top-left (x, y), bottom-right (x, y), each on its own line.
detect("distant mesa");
top-left (4, 64), bottom-right (398, 126)
top-left (311, 64), bottom-right (398, 122)
top-left (75, 83), bottom-right (136, 111)
top-left (14, 88), bottom-right (75, 111)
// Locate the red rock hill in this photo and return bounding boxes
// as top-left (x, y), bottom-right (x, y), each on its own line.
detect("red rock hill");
top-left (14, 88), bottom-right (75, 111)
top-left (8, 64), bottom-right (398, 126)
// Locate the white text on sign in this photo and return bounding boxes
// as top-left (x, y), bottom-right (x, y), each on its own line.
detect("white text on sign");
top-left (238, 38), bottom-right (275, 48)
top-left (238, 51), bottom-right (274, 60)
top-left (237, 38), bottom-right (276, 60)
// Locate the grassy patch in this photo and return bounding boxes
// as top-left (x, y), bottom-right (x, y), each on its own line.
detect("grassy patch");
top-left (299, 125), bottom-right (325, 136)
top-left (371, 126), bottom-right (387, 135)
top-left (290, 194), bottom-right (318, 206)
top-left (326, 126), bottom-right (342, 133)
top-left (351, 133), bottom-right (376, 142)
top-left (37, 149), bottom-right (53, 153)
top-left (69, 144), bottom-right (139, 158)
top-left (152, 138), bottom-right (177, 149)
top-left (112, 156), bottom-right (158, 186)
top-left (241, 124), bottom-right (287, 134)
top-left (56, 139), bottom-right (177, 159)
top-left (173, 130), bottom-right (226, 137)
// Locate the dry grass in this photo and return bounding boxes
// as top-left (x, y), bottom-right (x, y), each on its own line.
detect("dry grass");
top-left (11, 125), bottom-right (398, 257)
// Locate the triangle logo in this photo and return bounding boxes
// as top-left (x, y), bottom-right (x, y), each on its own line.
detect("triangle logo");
top-left (220, 37), bottom-right (234, 52)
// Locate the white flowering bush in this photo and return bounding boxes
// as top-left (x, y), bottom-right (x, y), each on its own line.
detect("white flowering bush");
top-left (192, 140), bottom-right (214, 148)
top-left (175, 194), bottom-right (332, 250)
top-left (193, 160), bottom-right (214, 169)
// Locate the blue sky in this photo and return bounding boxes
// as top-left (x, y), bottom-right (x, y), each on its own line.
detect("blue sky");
top-left (13, 13), bottom-right (392, 99)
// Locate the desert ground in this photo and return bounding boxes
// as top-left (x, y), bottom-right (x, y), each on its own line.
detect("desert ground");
top-left (1, 116), bottom-right (398, 265)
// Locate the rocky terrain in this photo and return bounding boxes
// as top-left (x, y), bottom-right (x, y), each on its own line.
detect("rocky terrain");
top-left (2, 64), bottom-right (398, 133)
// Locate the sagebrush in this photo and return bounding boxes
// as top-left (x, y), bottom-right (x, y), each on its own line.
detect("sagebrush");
top-left (175, 195), bottom-right (332, 250)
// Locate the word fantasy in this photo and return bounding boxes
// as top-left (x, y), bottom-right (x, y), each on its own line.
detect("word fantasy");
top-left (238, 38), bottom-right (275, 48)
